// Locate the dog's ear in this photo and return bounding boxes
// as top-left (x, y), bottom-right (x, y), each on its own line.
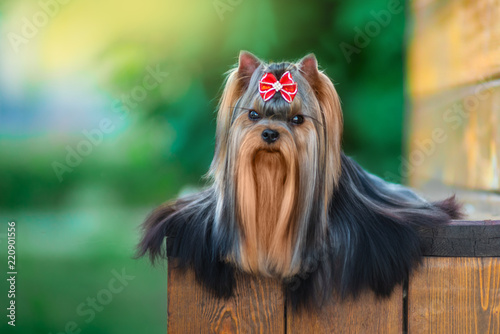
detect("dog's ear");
top-left (238, 51), bottom-right (261, 87)
top-left (298, 54), bottom-right (320, 88)
top-left (299, 53), bottom-right (343, 192)
top-left (209, 51), bottom-right (261, 182)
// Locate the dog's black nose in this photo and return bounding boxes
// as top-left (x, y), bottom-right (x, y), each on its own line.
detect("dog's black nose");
top-left (261, 129), bottom-right (279, 143)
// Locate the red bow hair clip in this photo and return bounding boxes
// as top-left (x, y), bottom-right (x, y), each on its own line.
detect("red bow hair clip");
top-left (259, 71), bottom-right (298, 103)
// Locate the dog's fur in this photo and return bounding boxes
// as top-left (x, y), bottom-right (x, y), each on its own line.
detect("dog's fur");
top-left (137, 51), bottom-right (462, 309)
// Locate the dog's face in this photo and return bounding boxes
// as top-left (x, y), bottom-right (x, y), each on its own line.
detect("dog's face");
top-left (209, 52), bottom-right (343, 277)
top-left (211, 52), bottom-right (343, 184)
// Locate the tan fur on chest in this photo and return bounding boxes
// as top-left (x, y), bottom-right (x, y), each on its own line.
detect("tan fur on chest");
top-left (236, 149), bottom-right (298, 277)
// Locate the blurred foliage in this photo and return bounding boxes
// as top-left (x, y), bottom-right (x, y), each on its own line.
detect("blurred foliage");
top-left (0, 0), bottom-right (405, 333)
top-left (0, 0), bottom-right (405, 209)
top-left (0, 208), bottom-right (167, 334)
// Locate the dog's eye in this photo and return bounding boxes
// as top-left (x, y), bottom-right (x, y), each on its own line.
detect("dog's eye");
top-left (248, 110), bottom-right (261, 121)
top-left (291, 115), bottom-right (304, 125)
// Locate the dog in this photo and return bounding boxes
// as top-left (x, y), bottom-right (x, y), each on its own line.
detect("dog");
top-left (137, 51), bottom-right (462, 309)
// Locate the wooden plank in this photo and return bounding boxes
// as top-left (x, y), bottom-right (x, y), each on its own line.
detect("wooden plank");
top-left (166, 221), bottom-right (500, 333)
top-left (167, 263), bottom-right (285, 334)
top-left (408, 86), bottom-right (500, 191)
top-left (408, 0), bottom-right (500, 98)
top-left (409, 257), bottom-right (500, 334)
top-left (287, 287), bottom-right (403, 334)
top-left (407, 0), bottom-right (500, 191)
top-left (419, 220), bottom-right (500, 257)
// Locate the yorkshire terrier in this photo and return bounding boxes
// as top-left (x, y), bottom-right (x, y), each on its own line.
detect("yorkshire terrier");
top-left (137, 51), bottom-right (462, 309)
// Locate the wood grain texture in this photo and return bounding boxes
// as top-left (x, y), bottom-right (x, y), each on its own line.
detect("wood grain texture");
top-left (287, 287), bottom-right (403, 334)
top-left (408, 85), bottom-right (500, 191)
top-left (167, 263), bottom-right (284, 334)
top-left (419, 220), bottom-right (500, 257)
top-left (407, 0), bottom-right (500, 191)
top-left (409, 257), bottom-right (500, 334)
top-left (408, 0), bottom-right (500, 98)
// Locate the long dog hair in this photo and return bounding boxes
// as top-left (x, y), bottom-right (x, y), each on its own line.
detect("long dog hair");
top-left (137, 51), bottom-right (462, 309)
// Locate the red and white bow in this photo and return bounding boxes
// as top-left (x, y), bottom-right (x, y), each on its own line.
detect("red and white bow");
top-left (259, 71), bottom-right (298, 103)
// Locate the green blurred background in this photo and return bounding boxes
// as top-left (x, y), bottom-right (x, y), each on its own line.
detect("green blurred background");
top-left (0, 0), bottom-right (405, 333)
